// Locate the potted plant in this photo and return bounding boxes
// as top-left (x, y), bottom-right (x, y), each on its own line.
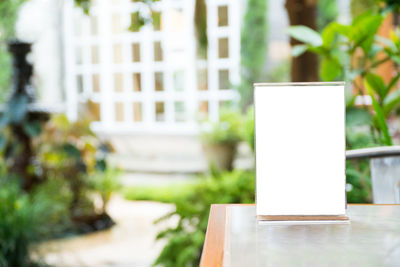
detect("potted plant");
top-left (200, 108), bottom-right (243, 171)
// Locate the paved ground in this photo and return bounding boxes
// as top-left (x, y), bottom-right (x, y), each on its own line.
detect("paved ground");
top-left (36, 197), bottom-right (177, 267)
top-left (34, 135), bottom-right (254, 266)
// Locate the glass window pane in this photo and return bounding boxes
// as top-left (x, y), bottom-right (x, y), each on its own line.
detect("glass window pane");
top-left (154, 41), bottom-right (163, 62)
top-left (171, 8), bottom-right (184, 33)
top-left (114, 44), bottom-right (123, 64)
top-left (218, 6), bottom-right (228, 27)
top-left (155, 102), bottom-right (165, 122)
top-left (154, 72), bottom-right (164, 91)
top-left (133, 102), bottom-right (142, 122)
top-left (198, 101), bottom-right (208, 120)
top-left (218, 38), bottom-right (229, 58)
top-left (130, 12), bottom-right (142, 32)
top-left (89, 101), bottom-right (101, 121)
top-left (112, 14), bottom-right (122, 34)
top-left (174, 101), bottom-right (185, 122)
top-left (174, 71), bottom-right (184, 91)
top-left (90, 16), bottom-right (98, 35)
top-left (197, 46), bottom-right (207, 60)
top-left (114, 73), bottom-right (124, 92)
top-left (76, 46), bottom-right (83, 64)
top-left (91, 45), bottom-right (99, 64)
top-left (219, 69), bottom-right (230, 90)
top-left (115, 102), bottom-right (124, 122)
top-left (77, 75), bottom-right (84, 93)
top-left (197, 69), bottom-right (208, 91)
top-left (152, 11), bottom-right (162, 31)
top-left (74, 16), bottom-right (82, 37)
top-left (92, 74), bottom-right (100, 92)
top-left (132, 43), bottom-right (141, 62)
top-left (133, 73), bottom-right (141, 92)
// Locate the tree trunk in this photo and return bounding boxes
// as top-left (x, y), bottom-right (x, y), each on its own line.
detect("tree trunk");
top-left (285, 0), bottom-right (319, 82)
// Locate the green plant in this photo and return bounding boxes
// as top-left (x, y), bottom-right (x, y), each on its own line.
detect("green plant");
top-left (200, 109), bottom-right (243, 145)
top-left (345, 128), bottom-right (378, 203)
top-left (0, 177), bottom-right (50, 267)
top-left (243, 106), bottom-right (254, 151)
top-left (0, 0), bottom-right (26, 102)
top-left (363, 72), bottom-right (400, 145)
top-left (288, 11), bottom-right (400, 145)
top-left (36, 114), bottom-right (117, 223)
top-left (126, 0), bottom-right (208, 53)
top-left (238, 0), bottom-right (268, 109)
top-left (265, 60), bottom-right (290, 83)
top-left (90, 167), bottom-right (122, 213)
top-left (318, 0), bottom-right (338, 30)
top-left (194, 0), bottom-right (207, 53)
top-left (124, 182), bottom-right (195, 203)
top-left (154, 170), bottom-right (255, 267)
top-left (350, 0), bottom-right (379, 17)
top-left (346, 159), bottom-right (373, 203)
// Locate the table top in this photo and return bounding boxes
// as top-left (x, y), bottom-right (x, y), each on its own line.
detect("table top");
top-left (200, 204), bottom-right (400, 267)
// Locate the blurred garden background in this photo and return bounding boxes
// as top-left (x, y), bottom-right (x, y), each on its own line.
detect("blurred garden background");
top-left (1, 0), bottom-right (400, 266)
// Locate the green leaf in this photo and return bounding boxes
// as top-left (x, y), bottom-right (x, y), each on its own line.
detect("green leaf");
top-left (387, 73), bottom-right (400, 91)
top-left (368, 43), bottom-right (383, 58)
top-left (291, 45), bottom-right (308, 57)
top-left (75, 0), bottom-right (90, 14)
top-left (320, 57), bottom-right (341, 81)
top-left (321, 22), bottom-right (340, 48)
top-left (383, 90), bottom-right (400, 116)
top-left (350, 12), bottom-right (383, 55)
top-left (365, 73), bottom-right (387, 100)
top-left (346, 94), bottom-right (357, 108)
top-left (346, 107), bottom-right (372, 127)
top-left (62, 143), bottom-right (81, 160)
top-left (376, 36), bottom-right (397, 51)
top-left (129, 11), bottom-right (146, 32)
top-left (95, 159), bottom-right (107, 172)
top-left (23, 121), bottom-right (42, 137)
top-left (287, 26), bottom-right (323, 47)
top-left (331, 23), bottom-right (350, 37)
top-left (365, 80), bottom-right (392, 146)
top-left (392, 55), bottom-right (400, 65)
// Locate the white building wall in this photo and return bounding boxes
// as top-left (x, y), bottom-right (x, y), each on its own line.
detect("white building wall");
top-left (63, 0), bottom-right (241, 135)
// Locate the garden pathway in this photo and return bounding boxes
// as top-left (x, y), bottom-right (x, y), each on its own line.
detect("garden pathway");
top-left (37, 196), bottom-right (178, 267)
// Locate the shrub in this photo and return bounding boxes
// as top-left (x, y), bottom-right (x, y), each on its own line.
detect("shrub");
top-left (35, 114), bottom-right (119, 227)
top-left (288, 11), bottom-right (400, 145)
top-left (199, 108), bottom-right (243, 146)
top-left (0, 179), bottom-right (49, 267)
top-left (89, 167), bottom-right (122, 213)
top-left (124, 183), bottom-right (195, 204)
top-left (154, 170), bottom-right (255, 267)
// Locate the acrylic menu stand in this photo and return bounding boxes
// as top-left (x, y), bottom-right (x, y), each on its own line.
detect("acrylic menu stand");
top-left (254, 82), bottom-right (348, 221)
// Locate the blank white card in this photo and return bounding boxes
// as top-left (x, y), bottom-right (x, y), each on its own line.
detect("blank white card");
top-left (255, 83), bottom-right (346, 216)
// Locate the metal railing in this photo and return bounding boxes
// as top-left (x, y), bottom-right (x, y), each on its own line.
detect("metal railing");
top-left (346, 146), bottom-right (400, 204)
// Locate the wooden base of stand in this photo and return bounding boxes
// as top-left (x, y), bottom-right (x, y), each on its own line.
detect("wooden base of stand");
top-left (257, 215), bottom-right (349, 221)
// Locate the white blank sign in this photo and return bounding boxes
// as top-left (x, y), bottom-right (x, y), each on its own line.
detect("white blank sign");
top-left (255, 83), bottom-right (346, 216)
